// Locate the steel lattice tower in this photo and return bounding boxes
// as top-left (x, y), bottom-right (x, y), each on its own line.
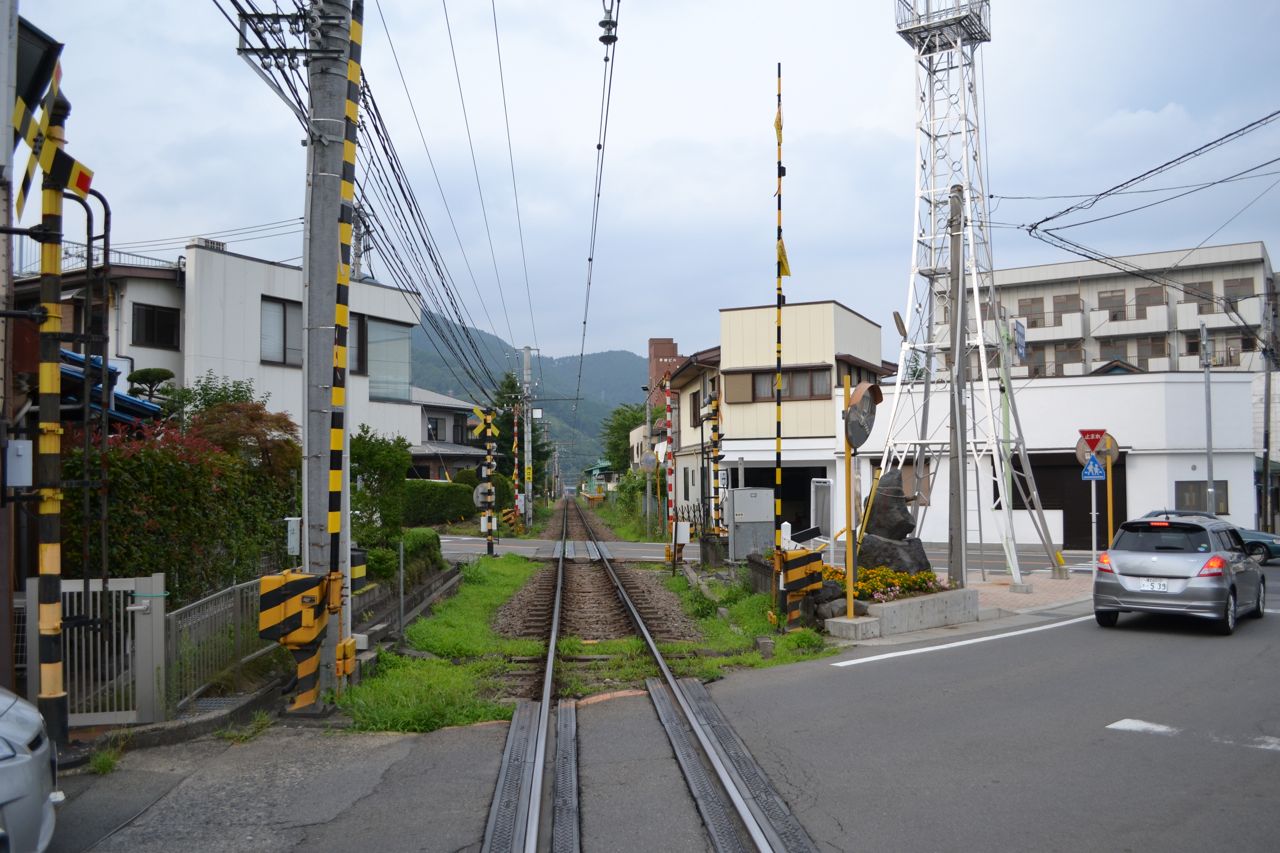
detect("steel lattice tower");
top-left (879, 1), bottom-right (1057, 584)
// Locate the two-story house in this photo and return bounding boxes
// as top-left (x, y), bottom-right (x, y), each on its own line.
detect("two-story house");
top-left (667, 300), bottom-right (888, 533)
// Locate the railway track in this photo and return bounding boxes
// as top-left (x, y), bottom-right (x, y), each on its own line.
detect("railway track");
top-left (482, 499), bottom-right (817, 853)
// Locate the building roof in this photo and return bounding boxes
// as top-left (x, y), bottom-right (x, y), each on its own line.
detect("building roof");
top-left (719, 298), bottom-right (881, 329)
top-left (994, 241), bottom-right (1270, 288)
top-left (409, 440), bottom-right (486, 459)
top-left (411, 387), bottom-right (477, 410)
top-left (669, 346), bottom-right (721, 387)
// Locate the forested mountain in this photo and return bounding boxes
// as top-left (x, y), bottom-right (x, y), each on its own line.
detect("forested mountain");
top-left (411, 316), bottom-right (647, 481)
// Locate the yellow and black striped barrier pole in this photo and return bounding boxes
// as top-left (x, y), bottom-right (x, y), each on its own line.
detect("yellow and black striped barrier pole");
top-left (772, 62), bottom-right (790, 631)
top-left (36, 97), bottom-right (71, 745)
top-left (323, 0), bottom-right (365, 685)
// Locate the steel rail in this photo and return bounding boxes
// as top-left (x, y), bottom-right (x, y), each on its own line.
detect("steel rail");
top-left (568, 501), bottom-right (772, 853)
top-left (521, 500), bottom-right (570, 852)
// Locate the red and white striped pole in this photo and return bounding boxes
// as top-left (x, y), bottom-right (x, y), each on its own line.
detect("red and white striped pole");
top-left (664, 372), bottom-right (674, 535)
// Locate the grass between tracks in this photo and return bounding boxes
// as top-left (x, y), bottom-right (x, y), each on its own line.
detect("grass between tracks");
top-left (340, 556), bottom-right (833, 732)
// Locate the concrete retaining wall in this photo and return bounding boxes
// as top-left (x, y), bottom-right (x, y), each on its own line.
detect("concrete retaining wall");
top-left (825, 588), bottom-right (978, 640)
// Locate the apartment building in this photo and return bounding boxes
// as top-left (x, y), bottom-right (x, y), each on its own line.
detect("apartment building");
top-left (987, 242), bottom-right (1273, 377)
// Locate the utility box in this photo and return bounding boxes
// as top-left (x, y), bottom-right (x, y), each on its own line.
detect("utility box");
top-left (726, 487), bottom-right (774, 561)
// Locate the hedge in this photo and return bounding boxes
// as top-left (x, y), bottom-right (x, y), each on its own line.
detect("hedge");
top-left (404, 479), bottom-right (476, 526)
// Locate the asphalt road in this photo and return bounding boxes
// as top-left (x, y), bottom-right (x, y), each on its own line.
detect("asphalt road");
top-left (53, 567), bottom-right (1280, 852)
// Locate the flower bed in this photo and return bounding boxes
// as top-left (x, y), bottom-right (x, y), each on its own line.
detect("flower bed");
top-left (822, 565), bottom-right (947, 603)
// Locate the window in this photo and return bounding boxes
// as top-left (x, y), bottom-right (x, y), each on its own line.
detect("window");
top-left (1183, 282), bottom-right (1214, 315)
top-left (366, 318), bottom-right (412, 400)
top-left (1051, 293), bottom-right (1082, 326)
top-left (1185, 335), bottom-right (1200, 357)
top-left (453, 421), bottom-right (464, 444)
top-left (1135, 336), bottom-right (1166, 369)
top-left (749, 368), bottom-right (832, 401)
top-left (689, 391), bottom-right (701, 427)
top-left (132, 303), bottom-right (180, 350)
top-left (1223, 277), bottom-right (1254, 311)
top-left (348, 313), bottom-right (368, 375)
top-left (427, 417), bottom-right (443, 440)
top-left (1135, 286), bottom-right (1165, 319)
top-left (1098, 290), bottom-right (1126, 322)
top-left (1018, 296), bottom-right (1045, 328)
top-left (260, 298), bottom-right (302, 366)
top-left (1023, 344), bottom-right (1046, 377)
top-left (1099, 339), bottom-right (1126, 363)
top-left (1053, 341), bottom-right (1082, 374)
top-left (1174, 480), bottom-right (1228, 515)
top-left (1113, 524), bottom-right (1211, 553)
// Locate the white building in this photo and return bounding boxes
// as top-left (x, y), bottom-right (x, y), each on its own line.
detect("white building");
top-left (13, 238), bottom-right (433, 451)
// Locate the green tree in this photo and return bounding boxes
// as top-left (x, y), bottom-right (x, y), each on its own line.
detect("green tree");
top-left (350, 424), bottom-right (412, 548)
top-left (490, 372), bottom-right (553, 492)
top-left (126, 367), bottom-right (175, 401)
top-left (165, 371), bottom-right (266, 424)
top-left (600, 402), bottom-right (645, 473)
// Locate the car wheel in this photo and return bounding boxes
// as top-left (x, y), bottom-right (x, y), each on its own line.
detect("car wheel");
top-left (1250, 578), bottom-right (1265, 620)
top-left (1217, 591), bottom-right (1237, 635)
top-left (1246, 542), bottom-right (1268, 561)
top-left (1095, 610), bottom-right (1119, 628)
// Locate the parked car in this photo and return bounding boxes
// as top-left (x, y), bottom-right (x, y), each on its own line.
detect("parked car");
top-left (0, 687), bottom-right (61, 852)
top-left (1141, 509), bottom-right (1280, 561)
top-left (1095, 516), bottom-right (1265, 634)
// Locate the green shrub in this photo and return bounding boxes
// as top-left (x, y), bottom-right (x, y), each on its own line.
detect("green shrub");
top-left (403, 527), bottom-right (447, 582)
top-left (367, 547), bottom-right (396, 581)
top-left (351, 425), bottom-right (411, 547)
top-left (492, 472), bottom-right (514, 510)
top-left (453, 469), bottom-right (478, 487)
top-left (404, 480), bottom-right (475, 526)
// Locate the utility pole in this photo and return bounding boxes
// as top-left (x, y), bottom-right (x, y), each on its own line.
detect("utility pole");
top-left (947, 184), bottom-right (967, 589)
top-left (1200, 320), bottom-right (1215, 514)
top-left (0, 0), bottom-right (18, 695)
top-left (483, 409), bottom-right (496, 555)
top-left (299, 0), bottom-right (357, 698)
top-left (1263, 278), bottom-right (1275, 531)
top-left (522, 346), bottom-right (534, 527)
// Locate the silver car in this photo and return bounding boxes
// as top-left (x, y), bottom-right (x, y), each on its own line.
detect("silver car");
top-left (0, 687), bottom-right (61, 852)
top-left (1094, 516), bottom-right (1266, 634)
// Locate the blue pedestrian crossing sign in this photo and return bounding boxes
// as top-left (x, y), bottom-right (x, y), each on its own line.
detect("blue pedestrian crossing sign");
top-left (1081, 454), bottom-right (1106, 480)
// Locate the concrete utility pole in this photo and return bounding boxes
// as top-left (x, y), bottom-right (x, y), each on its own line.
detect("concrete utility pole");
top-left (1200, 320), bottom-right (1215, 514)
top-left (301, 0), bottom-right (354, 698)
top-left (0, 0), bottom-right (18, 694)
top-left (947, 184), bottom-right (967, 589)
top-left (522, 346), bottom-right (533, 527)
top-left (1263, 279), bottom-right (1275, 531)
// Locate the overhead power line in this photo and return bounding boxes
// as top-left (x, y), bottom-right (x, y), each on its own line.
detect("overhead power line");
top-left (572, 0), bottom-right (622, 426)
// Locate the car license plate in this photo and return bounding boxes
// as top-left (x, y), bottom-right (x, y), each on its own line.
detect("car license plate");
top-left (1139, 579), bottom-right (1168, 592)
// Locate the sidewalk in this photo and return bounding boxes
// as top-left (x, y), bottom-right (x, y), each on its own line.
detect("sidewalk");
top-left (965, 567), bottom-right (1094, 616)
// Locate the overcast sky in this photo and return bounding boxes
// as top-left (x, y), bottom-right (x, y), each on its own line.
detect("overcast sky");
top-left (24, 1), bottom-right (1280, 365)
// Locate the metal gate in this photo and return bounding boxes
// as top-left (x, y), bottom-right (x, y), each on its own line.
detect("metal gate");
top-left (25, 575), bottom-right (166, 726)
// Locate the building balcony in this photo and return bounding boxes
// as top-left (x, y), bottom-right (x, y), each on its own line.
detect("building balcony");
top-left (1016, 311), bottom-right (1084, 343)
top-left (1178, 351), bottom-right (1260, 371)
top-left (1089, 306), bottom-right (1170, 337)
top-left (1175, 298), bottom-right (1262, 332)
top-left (1146, 356), bottom-right (1173, 372)
top-left (932, 318), bottom-right (1004, 351)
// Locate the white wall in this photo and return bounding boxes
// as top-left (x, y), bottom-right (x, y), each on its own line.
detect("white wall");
top-left (115, 277), bottom-right (185, 382)
top-left (850, 372), bottom-right (1258, 546)
top-left (180, 246), bottom-right (419, 442)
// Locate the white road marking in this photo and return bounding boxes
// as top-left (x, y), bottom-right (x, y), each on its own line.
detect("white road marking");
top-left (1250, 736), bottom-right (1280, 752)
top-left (1107, 718), bottom-right (1181, 736)
top-left (831, 615), bottom-right (1093, 668)
top-left (1264, 609), bottom-right (1280, 615)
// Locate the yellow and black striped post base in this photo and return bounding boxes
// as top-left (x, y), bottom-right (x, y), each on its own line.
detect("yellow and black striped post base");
top-left (260, 570), bottom-right (330, 710)
top-left (350, 549), bottom-right (368, 594)
top-left (782, 548), bottom-right (824, 630)
top-left (335, 636), bottom-right (357, 680)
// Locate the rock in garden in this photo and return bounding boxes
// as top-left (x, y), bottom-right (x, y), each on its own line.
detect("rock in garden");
top-left (857, 533), bottom-right (932, 575)
top-left (864, 469), bottom-right (915, 540)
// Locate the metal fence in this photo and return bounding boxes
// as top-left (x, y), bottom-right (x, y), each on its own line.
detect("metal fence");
top-left (164, 578), bottom-right (274, 715)
top-left (25, 575), bottom-right (166, 726)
